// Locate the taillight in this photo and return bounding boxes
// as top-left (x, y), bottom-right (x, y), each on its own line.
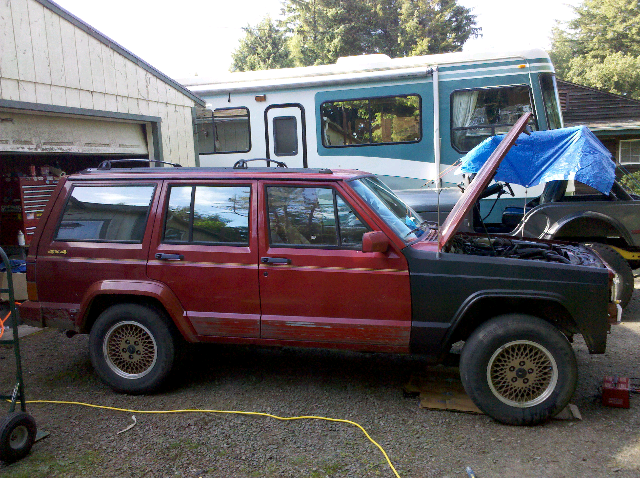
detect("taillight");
top-left (26, 260), bottom-right (37, 301)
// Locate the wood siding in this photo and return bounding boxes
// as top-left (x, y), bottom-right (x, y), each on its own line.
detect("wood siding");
top-left (0, 0), bottom-right (197, 165)
top-left (558, 80), bottom-right (640, 126)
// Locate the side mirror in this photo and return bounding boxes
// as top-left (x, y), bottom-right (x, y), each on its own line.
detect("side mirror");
top-left (362, 231), bottom-right (389, 253)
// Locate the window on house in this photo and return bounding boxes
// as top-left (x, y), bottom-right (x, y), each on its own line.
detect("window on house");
top-left (266, 186), bottom-right (370, 247)
top-left (620, 140), bottom-right (640, 164)
top-left (196, 107), bottom-right (250, 154)
top-left (55, 185), bottom-right (155, 242)
top-left (164, 185), bottom-right (251, 244)
top-left (451, 85), bottom-right (537, 153)
top-left (320, 95), bottom-right (421, 147)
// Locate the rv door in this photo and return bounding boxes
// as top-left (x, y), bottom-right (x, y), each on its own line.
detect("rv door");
top-left (265, 105), bottom-right (307, 168)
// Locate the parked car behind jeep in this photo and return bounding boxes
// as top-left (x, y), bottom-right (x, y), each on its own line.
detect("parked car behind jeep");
top-left (20, 116), bottom-right (616, 425)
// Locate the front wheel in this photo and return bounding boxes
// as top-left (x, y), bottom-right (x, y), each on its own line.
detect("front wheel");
top-left (89, 303), bottom-right (175, 394)
top-left (460, 314), bottom-right (577, 426)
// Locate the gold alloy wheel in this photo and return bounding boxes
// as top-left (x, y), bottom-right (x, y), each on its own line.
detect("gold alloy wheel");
top-left (486, 340), bottom-right (558, 408)
top-left (103, 321), bottom-right (158, 379)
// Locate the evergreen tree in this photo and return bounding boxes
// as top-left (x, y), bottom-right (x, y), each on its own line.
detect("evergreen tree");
top-left (231, 0), bottom-right (480, 71)
top-left (550, 0), bottom-right (640, 98)
top-left (230, 17), bottom-right (294, 72)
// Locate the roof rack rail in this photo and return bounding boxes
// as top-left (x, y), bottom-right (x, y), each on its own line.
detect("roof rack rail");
top-left (233, 159), bottom-right (288, 169)
top-left (97, 159), bottom-right (182, 170)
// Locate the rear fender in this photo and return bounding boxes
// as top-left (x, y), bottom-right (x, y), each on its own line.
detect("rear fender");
top-left (544, 210), bottom-right (632, 244)
top-left (78, 280), bottom-right (196, 341)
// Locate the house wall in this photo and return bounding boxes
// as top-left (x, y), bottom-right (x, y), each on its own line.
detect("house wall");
top-left (0, 0), bottom-right (197, 165)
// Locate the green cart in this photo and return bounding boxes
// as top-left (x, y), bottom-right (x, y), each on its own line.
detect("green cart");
top-left (0, 246), bottom-right (37, 463)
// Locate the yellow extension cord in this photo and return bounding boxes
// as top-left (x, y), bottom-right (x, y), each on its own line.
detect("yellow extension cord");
top-left (22, 399), bottom-right (401, 478)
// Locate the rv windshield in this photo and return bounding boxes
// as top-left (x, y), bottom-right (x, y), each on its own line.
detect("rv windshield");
top-left (539, 73), bottom-right (562, 130)
top-left (350, 177), bottom-right (424, 242)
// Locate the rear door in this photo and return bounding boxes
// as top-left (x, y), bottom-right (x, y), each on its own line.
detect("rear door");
top-left (35, 180), bottom-right (159, 318)
top-left (265, 105), bottom-right (307, 168)
top-left (147, 180), bottom-right (260, 338)
top-left (257, 180), bottom-right (412, 348)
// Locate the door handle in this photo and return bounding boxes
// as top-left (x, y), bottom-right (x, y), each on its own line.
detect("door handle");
top-left (261, 257), bottom-right (291, 265)
top-left (155, 253), bottom-right (184, 261)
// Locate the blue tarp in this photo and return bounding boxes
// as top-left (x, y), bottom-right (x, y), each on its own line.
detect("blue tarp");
top-left (458, 126), bottom-right (616, 194)
top-left (0, 259), bottom-right (26, 274)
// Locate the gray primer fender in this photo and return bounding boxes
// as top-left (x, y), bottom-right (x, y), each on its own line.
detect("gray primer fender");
top-left (403, 245), bottom-right (610, 356)
top-left (516, 202), bottom-right (639, 246)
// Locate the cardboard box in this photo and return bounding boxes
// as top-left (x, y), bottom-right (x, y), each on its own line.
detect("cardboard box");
top-left (1, 272), bottom-right (28, 301)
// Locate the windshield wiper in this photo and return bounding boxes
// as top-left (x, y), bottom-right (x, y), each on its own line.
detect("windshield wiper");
top-left (404, 220), bottom-right (438, 240)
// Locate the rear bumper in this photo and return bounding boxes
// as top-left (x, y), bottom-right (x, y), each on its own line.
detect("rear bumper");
top-left (19, 300), bottom-right (43, 328)
top-left (18, 300), bottom-right (78, 331)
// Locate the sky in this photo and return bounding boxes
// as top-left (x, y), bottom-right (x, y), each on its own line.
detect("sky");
top-left (53, 0), bottom-right (583, 81)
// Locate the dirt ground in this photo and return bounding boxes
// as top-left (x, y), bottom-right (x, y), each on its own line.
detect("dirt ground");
top-left (0, 283), bottom-right (639, 478)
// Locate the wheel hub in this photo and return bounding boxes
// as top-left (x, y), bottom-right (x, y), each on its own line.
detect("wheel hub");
top-left (487, 340), bottom-right (559, 408)
top-left (9, 425), bottom-right (28, 450)
top-left (103, 321), bottom-right (158, 379)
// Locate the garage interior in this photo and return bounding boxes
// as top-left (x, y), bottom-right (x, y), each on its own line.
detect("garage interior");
top-left (0, 107), bottom-right (155, 252)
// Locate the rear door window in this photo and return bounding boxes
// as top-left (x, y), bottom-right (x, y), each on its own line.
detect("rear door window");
top-left (163, 185), bottom-right (251, 245)
top-left (55, 185), bottom-right (155, 243)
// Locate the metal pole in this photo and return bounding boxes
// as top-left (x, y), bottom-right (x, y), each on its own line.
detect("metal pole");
top-left (433, 66), bottom-right (442, 258)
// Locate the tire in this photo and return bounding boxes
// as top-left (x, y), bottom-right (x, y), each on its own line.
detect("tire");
top-left (460, 314), bottom-right (577, 426)
top-left (89, 303), bottom-right (175, 394)
top-left (0, 412), bottom-right (36, 463)
top-left (588, 243), bottom-right (634, 309)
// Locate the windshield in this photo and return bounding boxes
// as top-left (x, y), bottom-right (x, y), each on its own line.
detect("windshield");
top-left (539, 73), bottom-right (563, 130)
top-left (350, 177), bottom-right (425, 242)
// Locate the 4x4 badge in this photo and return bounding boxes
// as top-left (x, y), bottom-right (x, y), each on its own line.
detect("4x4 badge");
top-left (48, 249), bottom-right (67, 255)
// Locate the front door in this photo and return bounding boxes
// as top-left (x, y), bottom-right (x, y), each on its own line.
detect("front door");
top-left (147, 180), bottom-right (260, 338)
top-left (257, 180), bottom-right (412, 348)
top-left (265, 105), bottom-right (306, 168)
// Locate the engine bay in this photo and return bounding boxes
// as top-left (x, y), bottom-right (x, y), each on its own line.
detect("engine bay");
top-left (447, 233), bottom-right (604, 267)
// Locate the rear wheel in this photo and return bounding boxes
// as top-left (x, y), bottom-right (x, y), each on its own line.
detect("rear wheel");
top-left (588, 243), bottom-right (634, 308)
top-left (460, 314), bottom-right (577, 425)
top-left (89, 303), bottom-right (175, 394)
top-left (0, 412), bottom-right (36, 463)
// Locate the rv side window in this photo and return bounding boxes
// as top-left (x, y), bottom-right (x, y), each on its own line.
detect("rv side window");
top-left (320, 95), bottom-right (421, 147)
top-left (451, 86), bottom-right (536, 153)
top-left (273, 116), bottom-right (298, 156)
top-left (196, 107), bottom-right (251, 154)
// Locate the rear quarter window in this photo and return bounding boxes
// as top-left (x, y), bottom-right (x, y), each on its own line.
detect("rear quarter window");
top-left (55, 185), bottom-right (156, 243)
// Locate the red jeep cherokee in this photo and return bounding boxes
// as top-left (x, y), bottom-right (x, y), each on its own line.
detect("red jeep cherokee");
top-left (20, 118), bottom-right (615, 425)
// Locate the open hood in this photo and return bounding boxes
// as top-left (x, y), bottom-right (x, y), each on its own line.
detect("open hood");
top-left (437, 113), bottom-right (532, 251)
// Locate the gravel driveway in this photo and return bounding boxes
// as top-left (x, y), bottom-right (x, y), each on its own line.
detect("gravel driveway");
top-left (1, 284), bottom-right (639, 478)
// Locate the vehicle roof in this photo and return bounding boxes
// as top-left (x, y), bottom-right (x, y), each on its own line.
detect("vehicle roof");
top-left (69, 167), bottom-right (371, 182)
top-left (182, 49), bottom-right (552, 95)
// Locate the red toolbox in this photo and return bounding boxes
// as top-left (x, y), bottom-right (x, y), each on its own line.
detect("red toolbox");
top-left (602, 376), bottom-right (631, 408)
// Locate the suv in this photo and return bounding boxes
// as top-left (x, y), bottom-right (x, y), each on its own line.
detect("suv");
top-left (20, 117), bottom-right (616, 425)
